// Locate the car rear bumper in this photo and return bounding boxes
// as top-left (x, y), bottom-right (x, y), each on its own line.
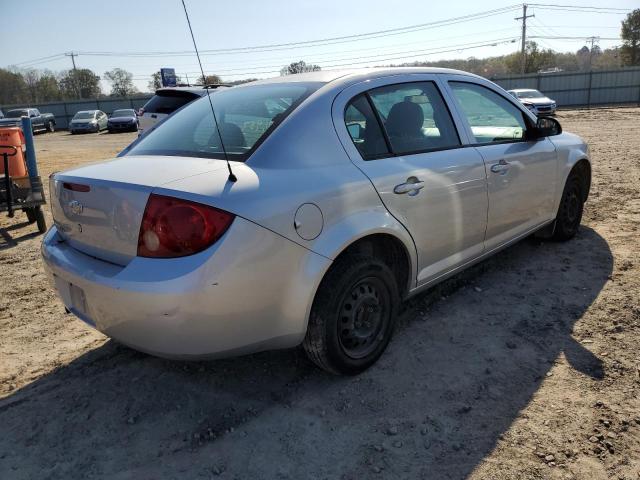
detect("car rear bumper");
top-left (41, 218), bottom-right (330, 359)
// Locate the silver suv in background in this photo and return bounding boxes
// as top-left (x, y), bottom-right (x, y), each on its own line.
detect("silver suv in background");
top-left (508, 89), bottom-right (557, 116)
top-left (138, 85), bottom-right (228, 135)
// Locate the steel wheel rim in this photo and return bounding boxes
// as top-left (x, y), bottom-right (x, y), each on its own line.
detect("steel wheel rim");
top-left (337, 276), bottom-right (390, 359)
top-left (564, 185), bottom-right (581, 226)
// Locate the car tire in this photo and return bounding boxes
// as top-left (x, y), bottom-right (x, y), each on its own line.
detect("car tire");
top-left (34, 206), bottom-right (47, 234)
top-left (24, 208), bottom-right (37, 224)
top-left (303, 255), bottom-right (399, 375)
top-left (552, 173), bottom-right (584, 241)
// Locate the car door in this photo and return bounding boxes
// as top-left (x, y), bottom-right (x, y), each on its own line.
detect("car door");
top-left (30, 110), bottom-right (43, 129)
top-left (334, 77), bottom-right (488, 286)
top-left (445, 77), bottom-right (558, 250)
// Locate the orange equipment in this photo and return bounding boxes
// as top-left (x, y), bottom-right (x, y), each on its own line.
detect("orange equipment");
top-left (0, 127), bottom-right (27, 177)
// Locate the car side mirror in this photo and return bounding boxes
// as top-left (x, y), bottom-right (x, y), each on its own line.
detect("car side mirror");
top-left (535, 117), bottom-right (562, 137)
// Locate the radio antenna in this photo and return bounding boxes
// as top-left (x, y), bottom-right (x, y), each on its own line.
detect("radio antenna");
top-left (180, 0), bottom-right (237, 182)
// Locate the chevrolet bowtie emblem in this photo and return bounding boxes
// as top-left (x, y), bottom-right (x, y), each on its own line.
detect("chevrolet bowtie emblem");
top-left (68, 200), bottom-right (83, 215)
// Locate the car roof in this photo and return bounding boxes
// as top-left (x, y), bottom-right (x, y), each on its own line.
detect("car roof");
top-left (509, 88), bottom-right (540, 92)
top-left (75, 110), bottom-right (99, 114)
top-left (243, 67), bottom-right (480, 87)
top-left (154, 85), bottom-right (228, 96)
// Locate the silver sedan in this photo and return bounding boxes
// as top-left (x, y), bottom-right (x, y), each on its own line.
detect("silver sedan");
top-left (42, 68), bottom-right (591, 375)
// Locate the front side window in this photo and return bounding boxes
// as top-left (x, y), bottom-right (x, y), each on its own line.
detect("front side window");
top-left (127, 82), bottom-right (320, 161)
top-left (450, 82), bottom-right (527, 144)
top-left (368, 82), bottom-right (460, 155)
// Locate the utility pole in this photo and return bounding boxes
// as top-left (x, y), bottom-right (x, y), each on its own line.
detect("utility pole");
top-left (65, 51), bottom-right (80, 98)
top-left (515, 4), bottom-right (534, 74)
top-left (586, 36), bottom-right (600, 70)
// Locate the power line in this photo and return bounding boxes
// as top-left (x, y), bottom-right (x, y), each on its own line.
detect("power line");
top-left (74, 5), bottom-right (522, 58)
top-left (527, 3), bottom-right (629, 12)
top-left (528, 6), bottom-right (630, 14)
top-left (175, 38), bottom-right (521, 78)
top-left (529, 35), bottom-right (619, 40)
top-left (129, 35), bottom-right (522, 77)
top-left (12, 53), bottom-right (66, 67)
top-left (77, 26), bottom-right (524, 72)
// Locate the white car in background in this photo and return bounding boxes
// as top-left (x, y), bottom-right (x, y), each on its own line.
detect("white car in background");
top-left (508, 89), bottom-right (557, 116)
top-left (138, 85), bottom-right (227, 135)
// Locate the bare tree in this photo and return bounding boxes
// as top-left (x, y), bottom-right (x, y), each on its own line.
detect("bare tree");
top-left (197, 74), bottom-right (223, 85)
top-left (104, 68), bottom-right (138, 97)
top-left (280, 61), bottom-right (321, 76)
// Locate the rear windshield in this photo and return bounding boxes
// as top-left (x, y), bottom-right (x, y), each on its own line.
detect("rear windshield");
top-left (73, 112), bottom-right (95, 119)
top-left (6, 109), bottom-right (28, 118)
top-left (142, 91), bottom-right (199, 114)
top-left (127, 82), bottom-right (320, 161)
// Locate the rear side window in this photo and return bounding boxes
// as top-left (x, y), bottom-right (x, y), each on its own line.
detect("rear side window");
top-left (449, 82), bottom-right (527, 144)
top-left (345, 95), bottom-right (390, 160)
top-left (368, 82), bottom-right (460, 155)
top-left (127, 82), bottom-right (320, 161)
top-left (142, 92), bottom-right (199, 114)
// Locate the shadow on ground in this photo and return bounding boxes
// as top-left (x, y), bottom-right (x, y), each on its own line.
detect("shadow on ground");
top-left (0, 227), bottom-right (612, 480)
top-left (0, 219), bottom-right (42, 250)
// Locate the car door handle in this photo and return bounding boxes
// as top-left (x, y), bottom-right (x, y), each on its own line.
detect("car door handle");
top-left (490, 159), bottom-right (510, 174)
top-left (394, 179), bottom-right (425, 195)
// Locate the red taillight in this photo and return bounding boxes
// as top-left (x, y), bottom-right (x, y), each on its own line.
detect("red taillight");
top-left (63, 182), bottom-right (91, 192)
top-left (137, 194), bottom-right (235, 258)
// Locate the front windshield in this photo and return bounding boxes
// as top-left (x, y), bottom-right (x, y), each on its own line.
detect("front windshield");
top-left (73, 112), bottom-right (95, 120)
top-left (126, 82), bottom-right (321, 161)
top-left (516, 90), bottom-right (545, 99)
top-left (112, 109), bottom-right (134, 117)
top-left (6, 109), bottom-right (28, 118)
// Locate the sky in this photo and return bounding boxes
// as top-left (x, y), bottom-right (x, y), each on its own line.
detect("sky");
top-left (2, 0), bottom-right (637, 93)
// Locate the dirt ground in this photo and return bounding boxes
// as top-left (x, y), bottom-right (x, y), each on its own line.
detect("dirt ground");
top-left (0, 110), bottom-right (639, 480)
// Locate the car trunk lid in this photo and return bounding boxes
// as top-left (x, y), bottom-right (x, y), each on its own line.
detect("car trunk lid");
top-left (50, 155), bottom-right (229, 265)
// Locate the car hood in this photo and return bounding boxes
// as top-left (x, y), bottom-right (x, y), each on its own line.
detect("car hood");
top-left (70, 119), bottom-right (95, 124)
top-left (521, 97), bottom-right (554, 105)
top-left (109, 116), bottom-right (136, 122)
